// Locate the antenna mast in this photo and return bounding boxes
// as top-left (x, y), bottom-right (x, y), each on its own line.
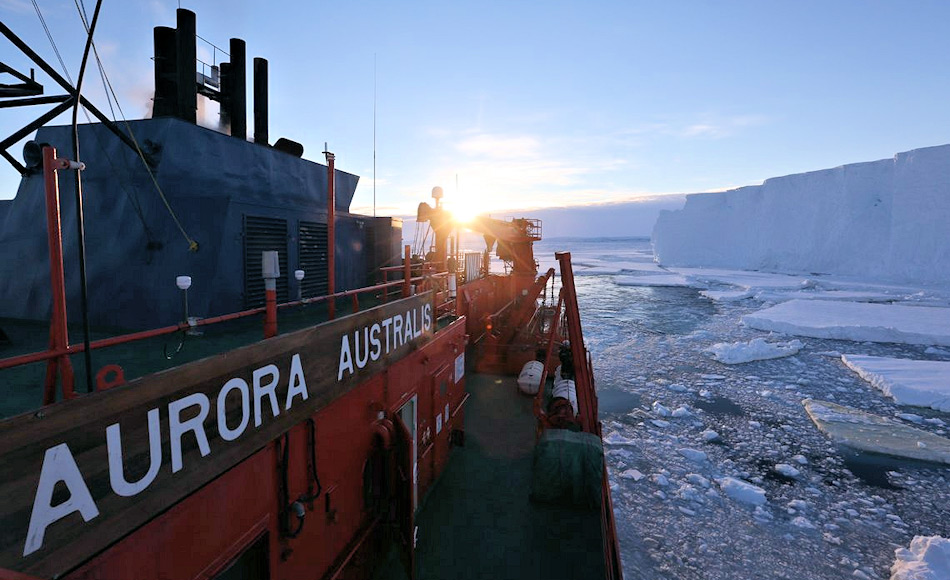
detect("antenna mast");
top-left (373, 53), bottom-right (376, 218)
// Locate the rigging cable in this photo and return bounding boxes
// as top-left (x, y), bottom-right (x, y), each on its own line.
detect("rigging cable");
top-left (73, 1), bottom-right (155, 243)
top-left (74, 0), bottom-right (196, 252)
top-left (70, 0), bottom-right (104, 393)
top-left (31, 0), bottom-right (74, 85)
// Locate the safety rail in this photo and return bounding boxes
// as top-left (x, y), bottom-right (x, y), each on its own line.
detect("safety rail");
top-left (0, 273), bottom-right (448, 372)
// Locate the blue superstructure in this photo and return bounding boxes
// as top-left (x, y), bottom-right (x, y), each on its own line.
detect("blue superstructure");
top-left (0, 118), bottom-right (400, 329)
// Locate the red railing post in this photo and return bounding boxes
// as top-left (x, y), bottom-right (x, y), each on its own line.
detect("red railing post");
top-left (263, 251), bottom-right (279, 338)
top-left (402, 245), bottom-right (411, 298)
top-left (42, 146), bottom-right (75, 404)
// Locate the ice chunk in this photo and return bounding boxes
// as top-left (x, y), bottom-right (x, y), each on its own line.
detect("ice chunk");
top-left (744, 300), bottom-right (950, 347)
top-left (619, 469), bottom-right (646, 481)
top-left (686, 473), bottom-right (710, 488)
top-left (707, 338), bottom-right (804, 364)
top-left (841, 354), bottom-right (950, 412)
top-left (803, 399), bottom-right (950, 465)
top-left (774, 464), bottom-right (801, 478)
top-left (791, 516), bottom-right (815, 529)
top-left (678, 448), bottom-right (708, 462)
top-left (652, 401), bottom-right (672, 417)
top-left (605, 432), bottom-right (638, 446)
top-left (890, 536), bottom-right (950, 580)
top-left (671, 406), bottom-right (693, 418)
top-left (701, 429), bottom-right (721, 442)
top-left (717, 477), bottom-right (767, 506)
top-left (897, 413), bottom-right (925, 424)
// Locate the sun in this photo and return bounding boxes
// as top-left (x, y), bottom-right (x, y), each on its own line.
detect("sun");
top-left (448, 198), bottom-right (484, 224)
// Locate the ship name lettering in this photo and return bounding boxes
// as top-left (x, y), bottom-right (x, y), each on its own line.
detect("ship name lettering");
top-left (23, 353), bottom-right (309, 558)
top-left (338, 303), bottom-right (431, 380)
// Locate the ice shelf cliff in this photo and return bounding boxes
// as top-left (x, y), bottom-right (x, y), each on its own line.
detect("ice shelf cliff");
top-left (652, 144), bottom-right (950, 286)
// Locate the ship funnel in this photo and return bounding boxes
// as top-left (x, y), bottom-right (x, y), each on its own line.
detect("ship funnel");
top-left (253, 58), bottom-right (269, 145)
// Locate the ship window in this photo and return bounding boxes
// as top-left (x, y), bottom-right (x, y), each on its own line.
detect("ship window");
top-left (298, 220), bottom-right (329, 298)
top-left (212, 533), bottom-right (269, 580)
top-left (243, 215), bottom-right (289, 308)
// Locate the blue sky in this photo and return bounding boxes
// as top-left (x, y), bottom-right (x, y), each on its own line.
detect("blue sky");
top-left (2, 0), bottom-right (950, 220)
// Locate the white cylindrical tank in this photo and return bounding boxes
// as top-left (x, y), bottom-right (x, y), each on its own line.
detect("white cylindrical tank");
top-left (552, 378), bottom-right (578, 415)
top-left (517, 360), bottom-right (544, 395)
top-left (448, 275), bottom-right (457, 299)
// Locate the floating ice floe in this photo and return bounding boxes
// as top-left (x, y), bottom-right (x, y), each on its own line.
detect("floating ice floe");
top-left (802, 399), bottom-right (950, 465)
top-left (706, 337), bottom-right (804, 364)
top-left (841, 354), bottom-right (950, 412)
top-left (716, 477), bottom-right (767, 506)
top-left (614, 274), bottom-right (697, 288)
top-left (743, 300), bottom-right (950, 346)
top-left (890, 535), bottom-right (950, 580)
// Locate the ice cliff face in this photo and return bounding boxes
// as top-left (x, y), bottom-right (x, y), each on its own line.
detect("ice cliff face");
top-left (652, 144), bottom-right (950, 286)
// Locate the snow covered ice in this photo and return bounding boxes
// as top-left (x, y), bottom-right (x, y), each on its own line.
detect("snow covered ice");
top-left (539, 234), bottom-right (950, 580)
top-left (889, 536), bottom-right (950, 580)
top-left (743, 300), bottom-right (950, 347)
top-left (842, 355), bottom-right (950, 412)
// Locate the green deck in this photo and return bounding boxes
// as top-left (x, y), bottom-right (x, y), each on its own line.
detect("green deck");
top-left (414, 373), bottom-right (606, 580)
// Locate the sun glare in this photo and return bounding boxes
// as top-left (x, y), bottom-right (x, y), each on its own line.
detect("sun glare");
top-left (449, 199), bottom-right (483, 224)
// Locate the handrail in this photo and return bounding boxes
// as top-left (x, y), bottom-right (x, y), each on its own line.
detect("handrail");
top-left (0, 273), bottom-right (452, 373)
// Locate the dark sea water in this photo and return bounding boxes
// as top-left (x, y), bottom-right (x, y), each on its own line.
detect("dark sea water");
top-left (531, 237), bottom-right (950, 580)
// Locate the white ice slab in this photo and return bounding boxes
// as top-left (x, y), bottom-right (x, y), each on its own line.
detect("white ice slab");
top-left (744, 300), bottom-right (950, 346)
top-left (670, 268), bottom-right (814, 290)
top-left (890, 536), bottom-right (950, 580)
top-left (753, 290), bottom-right (901, 303)
top-left (803, 399), bottom-right (950, 464)
top-left (614, 274), bottom-right (697, 288)
top-left (841, 354), bottom-right (950, 412)
top-left (700, 289), bottom-right (754, 302)
top-left (706, 338), bottom-right (803, 365)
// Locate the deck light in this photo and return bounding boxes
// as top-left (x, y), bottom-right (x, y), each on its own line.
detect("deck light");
top-left (176, 276), bottom-right (200, 335)
top-left (294, 270), bottom-right (305, 301)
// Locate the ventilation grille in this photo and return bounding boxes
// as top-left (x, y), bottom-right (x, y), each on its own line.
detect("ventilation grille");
top-left (298, 220), bottom-right (328, 298)
top-left (243, 215), bottom-right (288, 308)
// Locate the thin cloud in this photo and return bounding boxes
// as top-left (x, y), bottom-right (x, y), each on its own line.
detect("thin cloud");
top-left (621, 113), bottom-right (770, 140)
top-left (456, 134), bottom-right (540, 159)
top-left (0, 0), bottom-right (32, 13)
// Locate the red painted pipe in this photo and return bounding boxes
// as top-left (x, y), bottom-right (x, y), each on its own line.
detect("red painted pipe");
top-left (264, 287), bottom-right (277, 338)
top-left (42, 146), bottom-right (75, 404)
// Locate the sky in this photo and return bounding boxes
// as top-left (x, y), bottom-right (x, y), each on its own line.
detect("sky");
top-left (3, 0), bottom-right (950, 228)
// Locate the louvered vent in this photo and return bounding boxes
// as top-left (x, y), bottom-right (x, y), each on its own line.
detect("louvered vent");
top-left (298, 220), bottom-right (328, 298)
top-left (243, 215), bottom-right (288, 308)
